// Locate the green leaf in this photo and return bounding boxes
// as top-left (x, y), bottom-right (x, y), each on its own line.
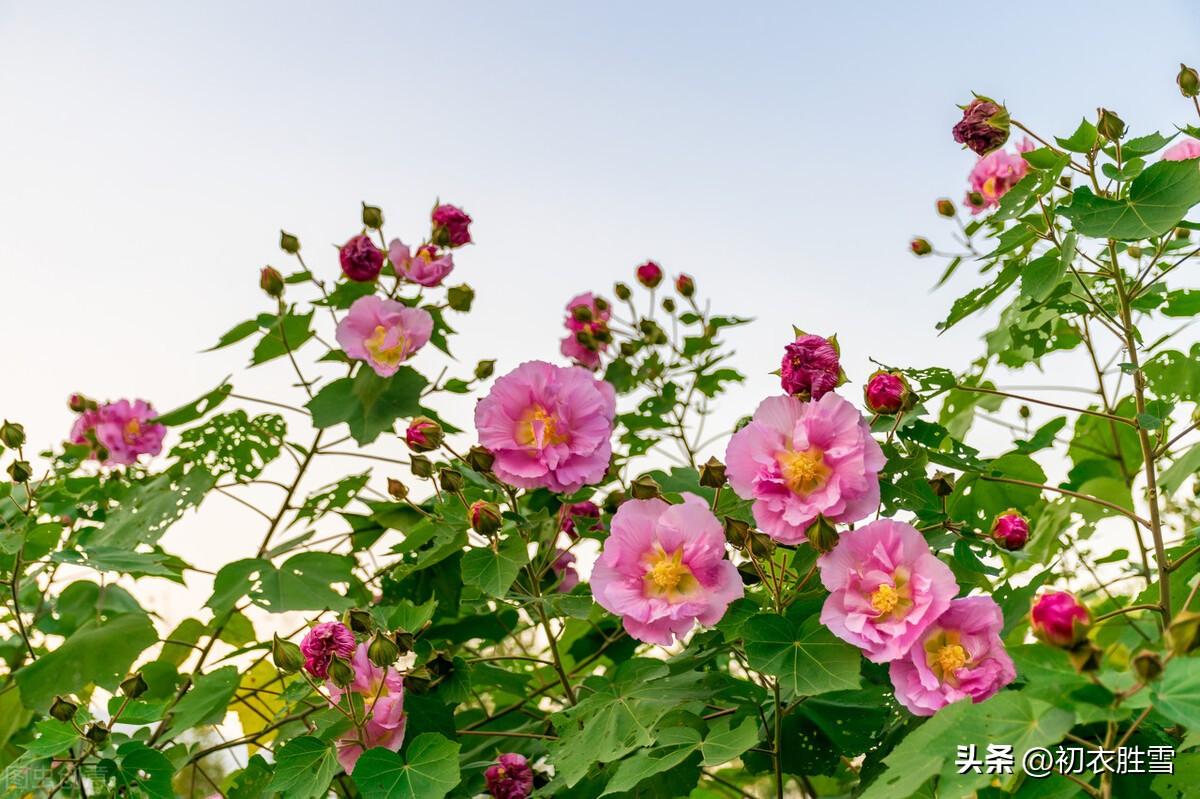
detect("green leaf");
top-left (1019, 251), bottom-right (1067, 303)
top-left (210, 553), bottom-right (358, 613)
top-left (106, 744), bottom-right (175, 799)
top-left (600, 727), bottom-right (702, 796)
top-left (87, 468), bottom-right (216, 548)
top-left (1153, 656), bottom-right (1200, 729)
top-left (172, 410), bottom-right (285, 480)
top-left (351, 733), bottom-right (461, 799)
top-left (251, 310), bottom-right (314, 365)
top-left (1161, 443), bottom-right (1200, 494)
top-left (742, 613), bottom-right (860, 698)
top-left (155, 381), bottom-right (232, 426)
top-left (206, 316), bottom-right (269, 351)
top-left (460, 536), bottom-right (528, 597)
top-left (1058, 159), bottom-right (1200, 240)
top-left (307, 367), bottom-right (428, 445)
top-left (1055, 118), bottom-right (1098, 153)
top-left (268, 736), bottom-right (339, 799)
top-left (700, 716), bottom-right (760, 766)
top-left (164, 665), bottom-right (240, 738)
top-left (16, 612), bottom-right (157, 710)
top-left (20, 720), bottom-right (79, 757)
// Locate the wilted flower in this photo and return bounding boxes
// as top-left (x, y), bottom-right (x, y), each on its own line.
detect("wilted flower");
top-left (336, 296), bottom-right (433, 377)
top-left (485, 753), bottom-right (534, 799)
top-left (299, 622), bottom-right (356, 679)
top-left (431, 203), bottom-right (473, 247)
top-left (780, 334), bottom-right (842, 400)
top-left (339, 234), bottom-right (385, 282)
top-left (952, 97), bottom-right (1010, 155)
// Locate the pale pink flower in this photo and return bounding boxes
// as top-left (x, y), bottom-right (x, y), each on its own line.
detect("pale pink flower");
top-left (1163, 138), bottom-right (1200, 161)
top-left (300, 622), bottom-right (355, 679)
top-left (965, 141), bottom-right (1032, 214)
top-left (559, 292), bottom-right (611, 370)
top-left (71, 399), bottom-right (166, 466)
top-left (328, 643), bottom-right (406, 772)
top-left (818, 519), bottom-right (958, 663)
top-left (389, 239), bottom-right (454, 287)
top-left (336, 295), bottom-right (433, 377)
top-left (889, 596), bottom-right (1016, 716)
top-left (591, 495), bottom-right (743, 646)
top-left (725, 393), bottom-right (885, 544)
top-left (552, 549), bottom-right (579, 592)
top-left (474, 360), bottom-right (615, 493)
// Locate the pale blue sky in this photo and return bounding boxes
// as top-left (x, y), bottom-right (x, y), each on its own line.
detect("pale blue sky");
top-left (3, 2), bottom-right (1200, 614)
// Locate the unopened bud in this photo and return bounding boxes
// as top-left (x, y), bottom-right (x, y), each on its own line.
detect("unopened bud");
top-left (469, 500), bottom-right (503, 536)
top-left (279, 230), bottom-right (301, 254)
top-left (748, 531), bottom-right (775, 558)
top-left (571, 304), bottom-right (593, 323)
top-left (410, 455), bottom-right (433, 478)
top-left (438, 467), bottom-right (464, 493)
top-left (636, 261), bottom-right (663, 288)
top-left (119, 671), bottom-right (148, 700)
top-left (1031, 591), bottom-right (1090, 648)
top-left (1097, 108), bottom-right (1126, 140)
top-left (260, 266), bottom-right (284, 299)
top-left (405, 417), bottom-right (444, 453)
top-left (0, 421), bottom-right (25, 449)
top-left (661, 297), bottom-right (676, 313)
top-left (84, 724), bottom-right (109, 745)
top-left (675, 274), bottom-right (695, 297)
top-left (49, 696), bottom-right (78, 723)
top-left (447, 284), bottom-right (475, 312)
top-left (1179, 63), bottom-right (1200, 98)
top-left (805, 516), bottom-right (839, 553)
top-left (387, 478), bottom-right (409, 500)
top-left (936, 198), bottom-right (955, 217)
top-left (723, 516), bottom-right (751, 548)
top-left (344, 608), bottom-right (372, 635)
top-left (991, 510), bottom-right (1029, 552)
top-left (1131, 650), bottom-right (1164, 682)
top-left (929, 471), bottom-right (956, 497)
top-left (327, 655), bottom-right (355, 688)
top-left (1126, 245), bottom-right (1143, 259)
top-left (272, 634), bottom-right (304, 673)
top-left (630, 475), bottom-right (660, 500)
top-left (1018, 405), bottom-right (1031, 419)
top-left (367, 632), bottom-right (401, 668)
top-left (910, 237), bottom-right (933, 256)
top-left (474, 360), bottom-right (496, 380)
top-left (603, 489), bottom-right (627, 513)
top-left (361, 202), bottom-right (384, 230)
top-left (593, 296), bottom-right (609, 312)
top-left (404, 669), bottom-right (433, 694)
top-left (394, 630), bottom-right (416, 655)
top-left (967, 191), bottom-right (985, 210)
top-left (465, 445), bottom-right (495, 473)
top-left (7, 461), bottom-right (32, 483)
top-left (68, 394), bottom-right (96, 413)
top-left (427, 652), bottom-right (455, 677)
top-left (699, 457), bottom-right (727, 489)
top-left (614, 282), bottom-right (632, 301)
top-left (1066, 641), bottom-right (1102, 673)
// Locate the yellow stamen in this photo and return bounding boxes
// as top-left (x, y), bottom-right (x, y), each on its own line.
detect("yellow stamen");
top-left (870, 584), bottom-right (900, 615)
top-left (935, 643), bottom-right (968, 675)
top-left (642, 546), bottom-right (698, 602)
top-left (365, 324), bottom-right (409, 368)
top-left (123, 418), bottom-right (141, 444)
top-left (517, 405), bottom-right (568, 450)
top-left (777, 447), bottom-right (831, 495)
top-left (982, 176), bottom-right (998, 199)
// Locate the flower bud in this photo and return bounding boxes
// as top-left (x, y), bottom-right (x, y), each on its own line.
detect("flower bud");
top-left (474, 360), bottom-right (496, 380)
top-left (272, 634), bottom-right (304, 673)
top-left (84, 724), bottom-right (109, 745)
top-left (405, 417), bottom-right (443, 453)
top-left (119, 671), bottom-right (148, 700)
top-left (367, 632), bottom-right (401, 668)
top-left (1179, 63), bottom-right (1200, 98)
top-left (387, 478), bottom-right (409, 500)
top-left (966, 191), bottom-right (985, 210)
top-left (910, 237), bottom-right (933, 256)
top-left (49, 696), bottom-right (78, 723)
top-left (593, 296), bottom-right (610, 313)
top-left (1030, 591), bottom-right (1090, 648)
top-left (781, 333), bottom-right (842, 400)
top-left (394, 630), bottom-right (416, 655)
top-left (361, 202), bottom-right (384, 230)
top-left (952, 97), bottom-right (1010, 155)
top-left (339, 234), bottom-right (384, 282)
top-left (723, 516), bottom-right (751, 548)
top-left (1097, 108), bottom-right (1126, 141)
top-left (661, 297), bottom-right (676, 314)
top-left (259, 266), bottom-right (284, 299)
top-left (1131, 650), bottom-right (1163, 682)
top-left (447, 284), bottom-right (475, 312)
top-left (1178, 227), bottom-right (1192, 241)
top-left (327, 655), bottom-right (355, 688)
top-left (1126, 245), bottom-right (1143, 259)
top-left (469, 500), bottom-right (503, 536)
top-left (635, 260), bottom-right (663, 288)
top-left (619, 341), bottom-right (637, 357)
top-left (630, 475), bottom-right (661, 500)
top-left (7, 460), bottom-right (32, 483)
top-left (438, 467), bottom-right (464, 493)
top-left (603, 489), bottom-right (627, 513)
top-left (279, 230), bottom-right (301, 254)
top-left (675, 273), bottom-right (695, 297)
top-left (344, 608), bottom-right (373, 635)
top-left (699, 456), bottom-right (727, 489)
top-left (410, 455), bottom-right (433, 478)
top-left (0, 421), bottom-right (26, 449)
top-left (68, 393), bottom-right (96, 413)
top-left (991, 510), bottom-right (1029, 552)
top-left (805, 515), bottom-right (839, 554)
top-left (465, 445), bottom-right (495, 473)
top-left (928, 471), bottom-right (956, 497)
top-left (864, 370), bottom-right (912, 415)
top-left (614, 282), bottom-right (632, 301)
top-left (1167, 609), bottom-right (1200, 655)
top-left (1018, 404), bottom-right (1031, 419)
top-left (1066, 641), bottom-right (1102, 673)
top-left (936, 198), bottom-right (955, 217)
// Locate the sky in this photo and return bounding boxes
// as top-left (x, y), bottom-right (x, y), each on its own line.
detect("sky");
top-left (3, 1), bottom-right (1200, 622)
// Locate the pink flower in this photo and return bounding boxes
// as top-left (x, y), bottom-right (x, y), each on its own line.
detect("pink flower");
top-left (725, 393), bottom-right (885, 544)
top-left (780, 334), bottom-right (841, 400)
top-left (636, 261), bottom-right (663, 288)
top-left (818, 519), bottom-right (958, 663)
top-left (560, 292), bottom-right (612, 370)
top-left (71, 400), bottom-right (166, 466)
top-left (474, 360), bottom-right (616, 493)
top-left (889, 596), bottom-right (1016, 716)
top-left (1030, 591), bottom-right (1090, 647)
top-left (328, 643), bottom-right (406, 772)
top-left (991, 510), bottom-right (1029, 551)
top-left (485, 753), bottom-right (534, 799)
top-left (560, 500), bottom-right (601, 539)
top-left (965, 145), bottom-right (1030, 214)
top-left (864, 371), bottom-right (910, 415)
top-left (1163, 138), bottom-right (1200, 161)
top-left (340, 234), bottom-right (385, 282)
top-left (299, 622), bottom-right (356, 679)
top-left (389, 239), bottom-right (454, 287)
top-left (431, 204), bottom-right (473, 247)
top-left (552, 549), bottom-right (579, 592)
top-left (591, 495), bottom-right (743, 646)
top-left (336, 296), bottom-right (434, 377)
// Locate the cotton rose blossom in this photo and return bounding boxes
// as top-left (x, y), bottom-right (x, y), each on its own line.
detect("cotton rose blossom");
top-left (725, 393), bottom-right (885, 545)
top-left (991, 510), bottom-right (1029, 551)
top-left (591, 495), bottom-right (743, 646)
top-left (889, 596), bottom-right (1016, 716)
top-left (635, 260), bottom-right (664, 288)
top-left (71, 400), bottom-right (167, 466)
top-left (431, 203), bottom-right (473, 247)
top-left (780, 334), bottom-right (842, 400)
top-left (339, 234), bottom-right (385, 282)
top-left (389, 239), bottom-right (454, 287)
top-left (336, 296), bottom-right (434, 377)
top-left (327, 643), bottom-right (406, 772)
top-left (1030, 591), bottom-right (1090, 648)
top-left (1163, 138), bottom-right (1200, 161)
top-left (299, 622), bottom-right (356, 679)
top-left (560, 292), bottom-right (612, 370)
top-left (552, 549), bottom-right (580, 593)
top-left (818, 519), bottom-right (958, 663)
top-left (952, 97), bottom-right (1010, 155)
top-left (560, 500), bottom-right (601, 539)
top-left (965, 140), bottom-right (1033, 214)
top-left (864, 370), bottom-right (911, 415)
top-left (485, 753), bottom-right (534, 799)
top-left (474, 360), bottom-right (616, 493)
